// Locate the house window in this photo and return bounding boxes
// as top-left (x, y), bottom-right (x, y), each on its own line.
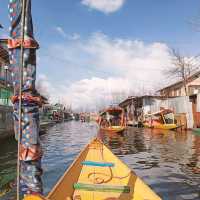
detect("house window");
top-left (175, 89), bottom-right (179, 96)
top-left (174, 90), bottom-right (177, 96)
top-left (179, 89), bottom-right (181, 96)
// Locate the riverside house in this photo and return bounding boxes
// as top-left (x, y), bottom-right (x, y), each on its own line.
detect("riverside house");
top-left (0, 39), bottom-right (14, 139)
top-left (119, 95), bottom-right (165, 126)
top-left (157, 72), bottom-right (200, 129)
top-left (158, 71), bottom-right (200, 97)
top-left (0, 39), bottom-right (12, 105)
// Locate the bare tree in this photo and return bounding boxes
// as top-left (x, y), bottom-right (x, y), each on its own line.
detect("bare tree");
top-left (165, 49), bottom-right (200, 96)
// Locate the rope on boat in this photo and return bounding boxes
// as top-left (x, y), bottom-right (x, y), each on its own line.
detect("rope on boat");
top-left (87, 170), bottom-right (131, 184)
top-left (85, 140), bottom-right (131, 184)
top-left (17, 0), bottom-right (26, 199)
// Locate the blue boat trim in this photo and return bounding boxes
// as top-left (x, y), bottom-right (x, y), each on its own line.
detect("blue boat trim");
top-left (82, 161), bottom-right (114, 167)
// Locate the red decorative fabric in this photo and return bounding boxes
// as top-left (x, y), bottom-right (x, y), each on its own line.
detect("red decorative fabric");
top-left (19, 144), bottom-right (42, 161)
top-left (11, 94), bottom-right (42, 106)
top-left (8, 38), bottom-right (39, 49)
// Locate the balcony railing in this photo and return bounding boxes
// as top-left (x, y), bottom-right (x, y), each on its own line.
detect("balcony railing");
top-left (0, 98), bottom-right (12, 106)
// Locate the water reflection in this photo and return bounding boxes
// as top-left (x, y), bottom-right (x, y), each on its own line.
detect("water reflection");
top-left (101, 127), bottom-right (200, 200)
top-left (0, 121), bottom-right (200, 200)
top-left (0, 137), bottom-right (17, 200)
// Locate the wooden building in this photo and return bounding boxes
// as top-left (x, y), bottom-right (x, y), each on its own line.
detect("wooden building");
top-left (0, 39), bottom-right (14, 139)
top-left (0, 39), bottom-right (12, 105)
top-left (158, 71), bottom-right (200, 97)
top-left (157, 72), bottom-right (200, 128)
top-left (119, 95), bottom-right (164, 126)
top-left (119, 95), bottom-right (195, 129)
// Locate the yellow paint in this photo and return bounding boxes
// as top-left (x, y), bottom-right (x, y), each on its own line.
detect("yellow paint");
top-left (144, 109), bottom-right (177, 130)
top-left (144, 123), bottom-right (177, 130)
top-left (24, 138), bottom-right (162, 200)
top-left (101, 126), bottom-right (126, 133)
top-left (23, 195), bottom-right (46, 200)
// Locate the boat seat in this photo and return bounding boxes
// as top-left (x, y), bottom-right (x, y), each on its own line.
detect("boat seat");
top-left (74, 183), bottom-right (130, 193)
top-left (81, 161), bottom-right (115, 167)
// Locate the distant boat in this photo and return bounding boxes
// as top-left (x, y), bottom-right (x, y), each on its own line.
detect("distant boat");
top-left (100, 125), bottom-right (126, 133)
top-left (99, 106), bottom-right (126, 133)
top-left (24, 138), bottom-right (162, 200)
top-left (143, 108), bottom-right (178, 130)
top-left (39, 105), bottom-right (56, 135)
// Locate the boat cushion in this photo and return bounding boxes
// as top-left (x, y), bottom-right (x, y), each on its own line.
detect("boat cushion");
top-left (74, 183), bottom-right (130, 193)
top-left (81, 161), bottom-right (114, 167)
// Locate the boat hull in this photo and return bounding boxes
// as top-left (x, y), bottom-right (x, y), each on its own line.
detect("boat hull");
top-left (24, 138), bottom-right (162, 200)
top-left (100, 126), bottom-right (126, 133)
top-left (143, 123), bottom-right (177, 130)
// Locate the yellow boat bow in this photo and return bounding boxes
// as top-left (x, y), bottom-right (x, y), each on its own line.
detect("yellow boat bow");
top-left (24, 138), bottom-right (162, 200)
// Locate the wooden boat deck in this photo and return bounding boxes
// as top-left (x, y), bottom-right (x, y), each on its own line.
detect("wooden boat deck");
top-left (72, 142), bottom-right (133, 199)
top-left (25, 138), bottom-right (162, 200)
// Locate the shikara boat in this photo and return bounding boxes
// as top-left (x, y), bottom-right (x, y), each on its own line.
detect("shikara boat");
top-left (143, 108), bottom-right (177, 130)
top-left (100, 126), bottom-right (125, 133)
top-left (99, 106), bottom-right (126, 133)
top-left (24, 138), bottom-right (162, 200)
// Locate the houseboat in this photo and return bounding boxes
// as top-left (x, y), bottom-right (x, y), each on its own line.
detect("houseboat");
top-left (143, 108), bottom-right (178, 130)
top-left (99, 106), bottom-right (126, 133)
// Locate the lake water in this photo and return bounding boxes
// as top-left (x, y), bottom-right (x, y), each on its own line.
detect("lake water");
top-left (0, 121), bottom-right (200, 200)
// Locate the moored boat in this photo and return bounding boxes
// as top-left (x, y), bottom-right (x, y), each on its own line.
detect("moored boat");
top-left (24, 138), bottom-right (162, 200)
top-left (99, 106), bottom-right (126, 133)
top-left (100, 126), bottom-right (125, 133)
top-left (143, 108), bottom-right (177, 130)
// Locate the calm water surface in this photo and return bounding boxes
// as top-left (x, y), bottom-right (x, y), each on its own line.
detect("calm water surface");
top-left (0, 121), bottom-right (200, 200)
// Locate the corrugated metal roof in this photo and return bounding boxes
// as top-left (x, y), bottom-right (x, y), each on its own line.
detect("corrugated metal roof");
top-left (119, 95), bottom-right (165, 107)
top-left (158, 71), bottom-right (200, 92)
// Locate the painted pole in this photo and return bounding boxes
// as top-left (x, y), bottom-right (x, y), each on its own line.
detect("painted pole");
top-left (8, 0), bottom-right (43, 198)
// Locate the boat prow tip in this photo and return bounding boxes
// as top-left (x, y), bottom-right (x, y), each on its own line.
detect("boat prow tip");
top-left (23, 194), bottom-right (48, 200)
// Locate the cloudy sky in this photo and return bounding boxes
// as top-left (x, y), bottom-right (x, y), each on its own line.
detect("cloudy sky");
top-left (1, 0), bottom-right (200, 111)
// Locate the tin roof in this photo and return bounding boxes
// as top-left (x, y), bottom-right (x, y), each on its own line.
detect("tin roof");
top-left (157, 71), bottom-right (200, 92)
top-left (119, 95), bottom-right (165, 107)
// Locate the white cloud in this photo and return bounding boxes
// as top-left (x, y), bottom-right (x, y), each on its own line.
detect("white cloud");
top-left (81, 0), bottom-right (125, 14)
top-left (61, 77), bottom-right (152, 112)
top-left (54, 26), bottom-right (80, 41)
top-left (36, 74), bottom-right (51, 98)
top-left (80, 33), bottom-right (171, 81)
top-left (68, 33), bottom-right (80, 41)
top-left (54, 26), bottom-right (67, 38)
top-left (36, 74), bottom-right (59, 103)
top-left (38, 33), bottom-right (172, 111)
